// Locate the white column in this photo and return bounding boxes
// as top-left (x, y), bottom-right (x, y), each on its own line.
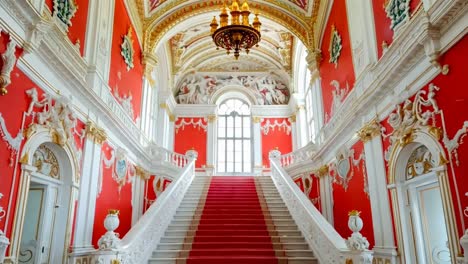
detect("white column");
top-left (306, 51), bottom-right (325, 144)
top-left (71, 122), bottom-right (107, 252)
top-left (318, 167), bottom-right (334, 225)
top-left (358, 120), bottom-right (398, 263)
top-left (345, 0), bottom-right (378, 81)
top-left (206, 115), bottom-right (217, 176)
top-left (296, 106), bottom-right (309, 148)
top-left (290, 116), bottom-right (298, 150)
top-left (253, 117), bottom-right (262, 175)
top-left (83, 0), bottom-right (115, 81)
top-left (131, 175), bottom-right (146, 225)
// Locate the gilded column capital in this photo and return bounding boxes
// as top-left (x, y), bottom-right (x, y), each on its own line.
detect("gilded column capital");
top-left (289, 114), bottom-right (297, 123)
top-left (169, 114), bottom-right (176, 122)
top-left (135, 165), bottom-right (150, 180)
top-left (252, 116), bottom-right (262, 123)
top-left (316, 164), bottom-right (329, 178)
top-left (207, 115), bottom-right (217, 123)
top-left (159, 103), bottom-right (168, 109)
top-left (357, 119), bottom-right (381, 143)
top-left (306, 49), bottom-right (322, 73)
top-left (86, 121), bottom-right (107, 145)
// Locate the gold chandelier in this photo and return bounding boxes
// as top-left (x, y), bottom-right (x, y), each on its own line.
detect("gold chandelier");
top-left (210, 0), bottom-right (262, 60)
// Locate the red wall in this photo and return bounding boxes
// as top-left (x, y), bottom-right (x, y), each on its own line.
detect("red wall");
top-left (295, 174), bottom-right (322, 212)
top-left (174, 117), bottom-right (207, 168)
top-left (108, 0), bottom-right (143, 121)
top-left (319, 0), bottom-right (355, 123)
top-left (92, 142), bottom-right (134, 247)
top-left (143, 176), bottom-right (172, 212)
top-left (331, 141), bottom-right (374, 247)
top-left (379, 35), bottom-right (468, 243)
top-left (261, 118), bottom-right (292, 167)
top-left (0, 32), bottom-right (85, 249)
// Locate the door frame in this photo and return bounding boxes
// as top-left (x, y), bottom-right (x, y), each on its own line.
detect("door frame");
top-left (9, 126), bottom-right (80, 263)
top-left (387, 130), bottom-right (459, 264)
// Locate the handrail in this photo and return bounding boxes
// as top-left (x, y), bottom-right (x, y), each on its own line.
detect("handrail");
top-left (279, 142), bottom-right (316, 168)
top-left (69, 150), bottom-right (198, 264)
top-left (269, 150), bottom-right (372, 263)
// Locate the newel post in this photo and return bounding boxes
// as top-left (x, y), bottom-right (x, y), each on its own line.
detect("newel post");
top-left (269, 149), bottom-right (282, 162)
top-left (185, 150), bottom-right (198, 161)
top-left (345, 210), bottom-right (373, 264)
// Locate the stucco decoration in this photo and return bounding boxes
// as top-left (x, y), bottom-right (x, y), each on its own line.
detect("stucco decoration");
top-left (53, 0), bottom-right (78, 30)
top-left (121, 28), bottom-right (135, 71)
top-left (24, 88), bottom-right (84, 169)
top-left (385, 0), bottom-right (410, 30)
top-left (261, 119), bottom-right (292, 135)
top-left (175, 72), bottom-right (290, 105)
top-left (0, 38), bottom-right (17, 96)
top-left (329, 25), bottom-right (342, 67)
top-left (32, 144), bottom-right (60, 179)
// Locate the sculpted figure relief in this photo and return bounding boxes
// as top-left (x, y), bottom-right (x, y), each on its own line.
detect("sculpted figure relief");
top-left (176, 72), bottom-right (290, 105)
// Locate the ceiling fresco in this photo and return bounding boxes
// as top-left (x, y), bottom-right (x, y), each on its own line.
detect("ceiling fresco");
top-left (127, 0), bottom-right (329, 104)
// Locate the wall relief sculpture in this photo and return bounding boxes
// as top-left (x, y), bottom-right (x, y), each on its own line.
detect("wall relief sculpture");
top-left (175, 72), bottom-right (290, 105)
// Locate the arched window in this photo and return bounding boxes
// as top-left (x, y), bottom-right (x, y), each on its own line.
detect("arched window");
top-left (217, 98), bottom-right (252, 173)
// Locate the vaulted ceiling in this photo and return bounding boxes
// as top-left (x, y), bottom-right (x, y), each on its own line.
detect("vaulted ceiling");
top-left (126, 0), bottom-right (330, 95)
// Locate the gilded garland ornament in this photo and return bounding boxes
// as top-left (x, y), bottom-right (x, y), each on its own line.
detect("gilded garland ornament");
top-left (121, 28), bottom-right (135, 71)
top-left (329, 25), bottom-right (342, 68)
top-left (53, 0), bottom-right (78, 30)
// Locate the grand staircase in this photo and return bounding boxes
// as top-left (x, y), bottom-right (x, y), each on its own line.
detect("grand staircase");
top-left (149, 176), bottom-right (318, 264)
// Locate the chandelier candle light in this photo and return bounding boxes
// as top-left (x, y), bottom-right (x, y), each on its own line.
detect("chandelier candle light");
top-left (210, 0), bottom-right (261, 60)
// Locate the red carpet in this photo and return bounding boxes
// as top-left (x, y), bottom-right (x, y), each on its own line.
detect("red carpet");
top-left (187, 176), bottom-right (278, 264)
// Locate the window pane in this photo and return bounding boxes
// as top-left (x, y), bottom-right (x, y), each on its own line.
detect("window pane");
top-left (234, 116), bottom-right (242, 128)
top-left (218, 140), bottom-right (225, 161)
top-left (219, 127), bottom-right (226, 137)
top-left (218, 162), bottom-right (225, 172)
top-left (218, 117), bottom-right (225, 128)
top-left (227, 163), bottom-right (234, 172)
top-left (234, 128), bottom-right (242, 138)
top-left (235, 163), bottom-right (242, 172)
top-left (227, 116), bottom-right (234, 127)
top-left (244, 162), bottom-right (251, 172)
top-left (227, 140), bottom-right (234, 151)
top-left (227, 127), bottom-right (233, 137)
top-left (227, 150), bottom-right (234, 162)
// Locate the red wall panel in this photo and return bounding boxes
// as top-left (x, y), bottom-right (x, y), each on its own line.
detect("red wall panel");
top-left (68, 0), bottom-right (89, 56)
top-left (108, 0), bottom-right (143, 121)
top-left (319, 0), bottom-right (355, 123)
top-left (174, 118), bottom-right (207, 168)
top-left (92, 142), bottom-right (134, 247)
top-left (372, 0), bottom-right (394, 58)
top-left (331, 141), bottom-right (374, 247)
top-left (261, 118), bottom-right (292, 167)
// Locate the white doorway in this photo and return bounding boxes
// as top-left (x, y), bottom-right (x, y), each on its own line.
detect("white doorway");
top-left (17, 143), bottom-right (74, 264)
top-left (397, 145), bottom-right (452, 264)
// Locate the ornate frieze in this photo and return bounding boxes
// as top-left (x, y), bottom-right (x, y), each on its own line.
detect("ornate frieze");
top-left (329, 25), bottom-right (342, 68)
top-left (0, 113), bottom-right (23, 166)
top-left (174, 118), bottom-right (208, 133)
top-left (175, 72), bottom-right (290, 105)
top-left (261, 119), bottom-right (292, 135)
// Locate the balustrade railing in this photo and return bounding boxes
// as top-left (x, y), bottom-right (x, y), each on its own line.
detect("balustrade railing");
top-left (68, 150), bottom-right (198, 264)
top-left (269, 150), bottom-right (373, 264)
top-left (279, 142), bottom-right (316, 168)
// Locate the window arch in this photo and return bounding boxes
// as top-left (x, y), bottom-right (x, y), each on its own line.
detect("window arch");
top-left (217, 98), bottom-right (252, 174)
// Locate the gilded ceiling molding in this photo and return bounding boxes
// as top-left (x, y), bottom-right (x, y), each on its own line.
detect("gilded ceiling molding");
top-left (144, 2), bottom-right (312, 53)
